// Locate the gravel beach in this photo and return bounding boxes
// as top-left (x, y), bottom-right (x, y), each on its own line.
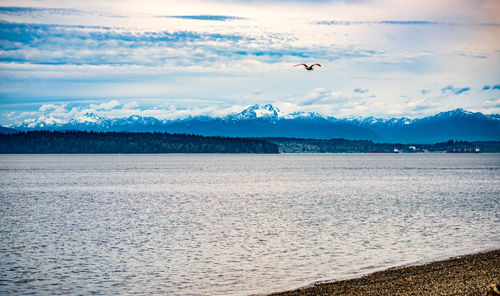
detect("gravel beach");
top-left (265, 249), bottom-right (500, 296)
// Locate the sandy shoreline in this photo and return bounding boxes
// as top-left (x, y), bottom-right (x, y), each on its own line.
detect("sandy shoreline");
top-left (265, 249), bottom-right (500, 296)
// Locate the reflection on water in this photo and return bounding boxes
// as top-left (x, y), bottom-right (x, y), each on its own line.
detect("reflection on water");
top-left (1, 154), bottom-right (499, 295)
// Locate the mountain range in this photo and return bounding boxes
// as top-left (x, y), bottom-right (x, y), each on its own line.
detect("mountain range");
top-left (6, 104), bottom-right (500, 143)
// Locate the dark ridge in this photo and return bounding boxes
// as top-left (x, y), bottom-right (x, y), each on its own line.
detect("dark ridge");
top-left (0, 131), bottom-right (279, 154)
top-left (0, 125), bottom-right (18, 134)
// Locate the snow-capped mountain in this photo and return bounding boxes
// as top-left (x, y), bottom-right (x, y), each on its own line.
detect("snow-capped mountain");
top-left (8, 105), bottom-right (500, 143)
top-left (225, 104), bottom-right (326, 121)
top-left (390, 108), bottom-right (500, 143)
top-left (71, 112), bottom-right (108, 124)
top-left (19, 115), bottom-right (65, 129)
top-left (226, 104), bottom-right (283, 120)
top-left (285, 111), bottom-right (327, 120)
top-left (345, 116), bottom-right (413, 127)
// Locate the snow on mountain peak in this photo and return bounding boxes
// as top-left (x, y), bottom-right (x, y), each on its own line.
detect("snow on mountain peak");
top-left (73, 113), bottom-right (106, 123)
top-left (432, 108), bottom-right (478, 119)
top-left (22, 115), bottom-right (65, 128)
top-left (344, 115), bottom-right (414, 126)
top-left (9, 107), bottom-right (498, 137)
top-left (285, 111), bottom-right (326, 119)
top-left (231, 104), bottom-right (284, 119)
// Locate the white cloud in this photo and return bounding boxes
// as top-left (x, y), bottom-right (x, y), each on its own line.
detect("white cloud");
top-left (483, 98), bottom-right (500, 108)
top-left (123, 101), bottom-right (139, 109)
top-left (39, 104), bottom-right (60, 112)
top-left (89, 100), bottom-right (121, 110)
top-left (293, 87), bottom-right (350, 106)
top-left (4, 111), bottom-right (16, 119)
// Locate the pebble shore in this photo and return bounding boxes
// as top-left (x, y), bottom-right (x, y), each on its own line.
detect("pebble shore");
top-left (266, 249), bottom-right (500, 296)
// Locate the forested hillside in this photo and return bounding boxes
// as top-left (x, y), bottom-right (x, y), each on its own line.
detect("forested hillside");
top-left (0, 131), bottom-right (279, 154)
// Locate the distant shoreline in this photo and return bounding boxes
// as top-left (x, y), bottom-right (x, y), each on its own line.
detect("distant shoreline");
top-left (266, 137), bottom-right (500, 153)
top-left (264, 249), bottom-right (500, 296)
top-left (1, 131), bottom-right (500, 153)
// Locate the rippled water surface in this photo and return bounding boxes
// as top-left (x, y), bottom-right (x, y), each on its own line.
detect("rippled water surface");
top-left (1, 154), bottom-right (499, 295)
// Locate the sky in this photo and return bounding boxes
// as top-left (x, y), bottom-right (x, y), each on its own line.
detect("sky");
top-left (0, 0), bottom-right (500, 125)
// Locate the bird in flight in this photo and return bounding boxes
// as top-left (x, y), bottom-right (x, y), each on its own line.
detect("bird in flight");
top-left (294, 63), bottom-right (321, 71)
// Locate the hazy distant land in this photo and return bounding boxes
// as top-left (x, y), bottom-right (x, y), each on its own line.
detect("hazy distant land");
top-left (268, 138), bottom-right (500, 153)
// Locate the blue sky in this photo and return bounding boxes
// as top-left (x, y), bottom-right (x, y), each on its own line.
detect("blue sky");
top-left (0, 0), bottom-right (499, 125)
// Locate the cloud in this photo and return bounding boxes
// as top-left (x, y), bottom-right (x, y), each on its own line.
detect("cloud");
top-left (482, 84), bottom-right (500, 91)
top-left (0, 6), bottom-right (124, 18)
top-left (227, 0), bottom-right (334, 2)
top-left (420, 89), bottom-right (430, 95)
top-left (1, 1), bottom-right (499, 123)
top-left (0, 21), bottom-right (247, 66)
top-left (403, 99), bottom-right (438, 112)
top-left (455, 87), bottom-right (471, 95)
top-left (270, 87), bottom-right (381, 118)
top-left (440, 86), bottom-right (453, 94)
top-left (440, 85), bottom-right (470, 95)
top-left (162, 15), bottom-right (245, 21)
top-left (39, 103), bottom-right (60, 112)
top-left (4, 111), bottom-right (15, 118)
top-left (295, 87), bottom-right (347, 106)
top-left (34, 103), bottom-right (74, 120)
top-left (0, 15), bottom-right (389, 71)
top-left (317, 20), bottom-right (446, 26)
top-left (0, 6), bottom-right (83, 16)
top-left (315, 20), bottom-right (500, 27)
top-left (353, 88), bottom-right (368, 94)
top-left (482, 98), bottom-right (500, 108)
top-left (10, 101), bottom-right (249, 124)
top-left (89, 100), bottom-right (120, 110)
top-left (456, 52), bottom-right (487, 59)
top-left (123, 101), bottom-right (139, 110)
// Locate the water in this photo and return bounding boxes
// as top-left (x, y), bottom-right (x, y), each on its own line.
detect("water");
top-left (1, 154), bottom-right (499, 295)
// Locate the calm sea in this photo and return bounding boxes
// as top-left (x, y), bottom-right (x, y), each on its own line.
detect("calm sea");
top-left (1, 154), bottom-right (499, 295)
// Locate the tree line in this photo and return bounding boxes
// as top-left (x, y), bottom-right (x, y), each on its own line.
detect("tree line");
top-left (0, 131), bottom-right (280, 154)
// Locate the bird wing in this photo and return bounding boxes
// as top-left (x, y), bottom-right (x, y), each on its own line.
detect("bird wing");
top-left (313, 64), bottom-right (321, 67)
top-left (294, 64), bottom-right (308, 68)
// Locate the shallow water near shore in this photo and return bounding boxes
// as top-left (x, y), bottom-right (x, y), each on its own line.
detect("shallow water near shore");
top-left (1, 154), bottom-right (499, 295)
